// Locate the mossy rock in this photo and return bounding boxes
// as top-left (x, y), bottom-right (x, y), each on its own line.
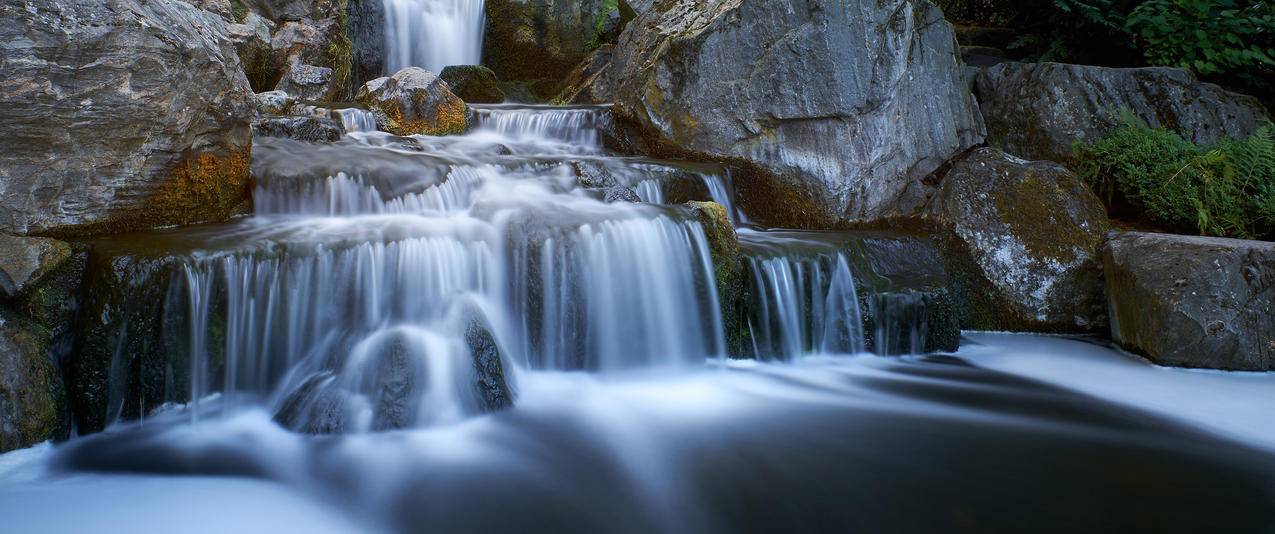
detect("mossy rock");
top-left (440, 65), bottom-right (506, 104)
top-left (685, 201), bottom-right (747, 356)
top-left (357, 68), bottom-right (469, 136)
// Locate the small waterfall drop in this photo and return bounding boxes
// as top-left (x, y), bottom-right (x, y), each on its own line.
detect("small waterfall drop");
top-left (336, 108), bottom-right (378, 133)
top-left (383, 0), bottom-right (486, 74)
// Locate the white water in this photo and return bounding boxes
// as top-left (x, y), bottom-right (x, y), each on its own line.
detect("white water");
top-left (335, 108), bottom-right (378, 133)
top-left (383, 0), bottom-right (486, 74)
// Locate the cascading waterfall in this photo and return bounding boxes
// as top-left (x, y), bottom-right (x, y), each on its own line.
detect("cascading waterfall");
top-left (470, 104), bottom-right (607, 148)
top-left (335, 108), bottom-right (378, 133)
top-left (743, 251), bottom-right (865, 360)
top-left (382, 0), bottom-right (486, 74)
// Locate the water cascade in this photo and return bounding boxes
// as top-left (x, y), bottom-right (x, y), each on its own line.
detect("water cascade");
top-left (382, 0), bottom-right (486, 74)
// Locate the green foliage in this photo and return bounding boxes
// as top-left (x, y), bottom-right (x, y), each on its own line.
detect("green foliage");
top-left (327, 0), bottom-right (354, 101)
top-left (1125, 0), bottom-right (1275, 78)
top-left (1073, 113), bottom-right (1275, 239)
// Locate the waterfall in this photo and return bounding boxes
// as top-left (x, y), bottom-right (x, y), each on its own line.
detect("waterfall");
top-left (335, 108), bottom-right (378, 133)
top-left (470, 105), bottom-right (607, 147)
top-left (382, 0), bottom-right (486, 74)
top-left (743, 252), bottom-right (865, 360)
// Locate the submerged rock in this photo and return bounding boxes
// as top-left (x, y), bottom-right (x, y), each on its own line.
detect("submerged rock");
top-left (465, 315), bottom-right (514, 412)
top-left (976, 63), bottom-right (1271, 163)
top-left (610, 0), bottom-right (984, 227)
top-left (1105, 232), bottom-right (1275, 371)
top-left (357, 68), bottom-right (469, 136)
top-left (253, 116), bottom-right (345, 142)
top-left (440, 65), bottom-right (506, 104)
top-left (924, 148), bottom-right (1110, 332)
top-left (0, 0), bottom-right (255, 236)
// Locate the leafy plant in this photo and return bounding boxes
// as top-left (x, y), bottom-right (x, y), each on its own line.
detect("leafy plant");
top-left (1073, 113), bottom-right (1275, 239)
top-left (1125, 0), bottom-right (1275, 82)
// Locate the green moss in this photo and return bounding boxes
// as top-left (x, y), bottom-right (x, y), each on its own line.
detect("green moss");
top-left (993, 171), bottom-right (1103, 261)
top-left (1073, 114), bottom-right (1275, 239)
top-left (327, 0), bottom-right (354, 101)
top-left (686, 201), bottom-right (747, 356)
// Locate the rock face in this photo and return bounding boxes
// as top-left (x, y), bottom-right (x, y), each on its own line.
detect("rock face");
top-left (610, 0), bottom-right (985, 227)
top-left (976, 63), bottom-right (1272, 163)
top-left (484, 0), bottom-right (611, 84)
top-left (555, 46), bottom-right (614, 105)
top-left (357, 68), bottom-right (468, 136)
top-left (1105, 232), bottom-right (1275, 371)
top-left (0, 235), bottom-right (82, 452)
top-left (0, 0), bottom-right (255, 237)
top-left (347, 0), bottom-right (386, 90)
top-left (924, 148), bottom-right (1110, 332)
top-left (439, 65), bottom-right (507, 104)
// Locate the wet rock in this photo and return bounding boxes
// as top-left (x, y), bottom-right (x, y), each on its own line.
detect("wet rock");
top-left (0, 309), bottom-right (70, 453)
top-left (864, 289), bottom-right (960, 356)
top-left (255, 90), bottom-right (298, 116)
top-left (1105, 232), bottom-right (1275, 371)
top-left (923, 148), bottom-right (1110, 332)
top-left (244, 0), bottom-right (314, 22)
top-left (484, 0), bottom-right (613, 84)
top-left (275, 58), bottom-right (335, 101)
top-left (685, 202), bottom-right (744, 355)
top-left (465, 316), bottom-right (514, 412)
top-left (357, 68), bottom-right (469, 136)
top-left (975, 63), bottom-right (1271, 164)
top-left (601, 187), bottom-right (640, 203)
top-left (555, 46), bottom-right (614, 105)
top-left (0, 0), bottom-right (255, 236)
top-left (439, 65), bottom-right (506, 104)
top-left (610, 0), bottom-right (985, 227)
top-left (368, 334), bottom-right (423, 431)
top-left (253, 115), bottom-right (345, 142)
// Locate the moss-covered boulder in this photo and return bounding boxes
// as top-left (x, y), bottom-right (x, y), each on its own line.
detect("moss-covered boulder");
top-left (0, 0), bottom-right (256, 236)
top-left (685, 201), bottom-right (745, 355)
top-left (440, 65), bottom-right (506, 104)
top-left (554, 46), bottom-right (614, 105)
top-left (0, 309), bottom-right (69, 453)
top-left (357, 68), bottom-right (469, 136)
top-left (1105, 232), bottom-right (1275, 371)
top-left (923, 148), bottom-right (1110, 332)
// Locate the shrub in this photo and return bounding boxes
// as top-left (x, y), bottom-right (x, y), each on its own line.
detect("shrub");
top-left (1073, 114), bottom-right (1275, 240)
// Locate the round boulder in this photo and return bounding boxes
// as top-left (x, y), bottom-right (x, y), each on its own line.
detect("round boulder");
top-left (356, 68), bottom-right (468, 136)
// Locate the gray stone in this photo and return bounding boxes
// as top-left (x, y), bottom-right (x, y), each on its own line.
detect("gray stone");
top-left (465, 316), bottom-right (514, 412)
top-left (1105, 232), bottom-right (1275, 371)
top-left (976, 63), bottom-right (1272, 164)
top-left (923, 148), bottom-right (1110, 332)
top-left (244, 0), bottom-right (314, 22)
top-left (253, 116), bottom-right (345, 142)
top-left (356, 68), bottom-right (468, 136)
top-left (228, 12), bottom-right (277, 92)
top-left (275, 58), bottom-right (335, 101)
top-left (439, 65), bottom-right (506, 104)
top-left (347, 0), bottom-right (386, 94)
top-left (0, 236), bottom-right (72, 299)
top-left (555, 46), bottom-right (614, 105)
top-left (255, 90), bottom-right (298, 115)
top-left (610, 0), bottom-right (985, 227)
top-left (0, 0), bottom-right (256, 236)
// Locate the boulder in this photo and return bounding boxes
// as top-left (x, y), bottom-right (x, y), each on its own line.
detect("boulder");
top-left (0, 310), bottom-right (69, 453)
top-left (923, 148), bottom-right (1110, 332)
top-left (1105, 232), bottom-right (1275, 371)
top-left (484, 0), bottom-right (614, 84)
top-left (356, 68), bottom-right (468, 136)
top-left (555, 46), bottom-right (614, 105)
top-left (465, 316), bottom-right (514, 412)
top-left (975, 63), bottom-right (1272, 163)
top-left (610, 0), bottom-right (985, 227)
top-left (439, 65), bottom-right (506, 104)
top-left (253, 116), bottom-right (345, 142)
top-left (0, 0), bottom-right (256, 236)
top-left (275, 58), bottom-right (335, 101)
top-left (255, 90), bottom-right (298, 115)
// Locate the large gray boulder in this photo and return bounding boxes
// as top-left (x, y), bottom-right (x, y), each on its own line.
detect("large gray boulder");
top-left (924, 148), bottom-right (1110, 332)
top-left (1105, 232), bottom-right (1275, 371)
top-left (356, 68), bottom-right (468, 136)
top-left (610, 0), bottom-right (985, 227)
top-left (976, 63), bottom-right (1271, 163)
top-left (0, 0), bottom-right (255, 236)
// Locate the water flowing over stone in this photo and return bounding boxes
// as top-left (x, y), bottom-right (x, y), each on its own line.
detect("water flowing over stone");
top-left (335, 108), bottom-right (379, 133)
top-left (383, 0), bottom-right (486, 74)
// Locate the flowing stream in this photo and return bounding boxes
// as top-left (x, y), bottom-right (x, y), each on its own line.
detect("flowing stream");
top-left (2, 14), bottom-right (1274, 534)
